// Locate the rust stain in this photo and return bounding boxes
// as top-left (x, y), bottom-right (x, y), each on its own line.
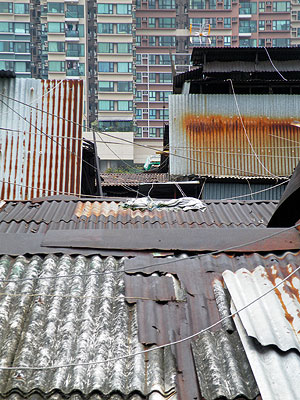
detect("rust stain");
top-left (70, 80), bottom-right (77, 193)
top-left (181, 114), bottom-right (300, 176)
top-left (54, 80), bottom-right (61, 196)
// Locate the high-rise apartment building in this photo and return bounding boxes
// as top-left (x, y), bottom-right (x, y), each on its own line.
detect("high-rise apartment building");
top-left (0, 0), bottom-right (297, 160)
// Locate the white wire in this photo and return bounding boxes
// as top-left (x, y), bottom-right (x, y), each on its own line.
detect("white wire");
top-left (0, 260), bottom-right (299, 370)
top-left (264, 47), bottom-right (288, 82)
top-left (228, 79), bottom-right (278, 178)
top-left (223, 179), bottom-right (289, 201)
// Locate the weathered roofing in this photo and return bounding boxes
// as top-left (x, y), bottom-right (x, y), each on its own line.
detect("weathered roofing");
top-left (0, 254), bottom-right (176, 399)
top-left (169, 94), bottom-right (300, 177)
top-left (0, 78), bottom-right (83, 201)
top-left (100, 173), bottom-right (169, 186)
top-left (223, 264), bottom-right (300, 400)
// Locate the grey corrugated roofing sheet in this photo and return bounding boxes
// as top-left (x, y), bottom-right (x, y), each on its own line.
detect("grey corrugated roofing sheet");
top-left (234, 312), bottom-right (300, 400)
top-left (0, 199), bottom-right (278, 232)
top-left (223, 265), bottom-right (300, 352)
top-left (100, 173), bottom-right (169, 186)
top-left (202, 60), bottom-right (300, 73)
top-left (0, 255), bottom-right (176, 399)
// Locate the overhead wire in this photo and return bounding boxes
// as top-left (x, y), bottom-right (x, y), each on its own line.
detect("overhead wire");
top-left (264, 47), bottom-right (288, 81)
top-left (0, 253), bottom-right (299, 370)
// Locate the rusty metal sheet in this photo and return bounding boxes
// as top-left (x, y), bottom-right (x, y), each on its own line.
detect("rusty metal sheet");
top-left (169, 94), bottom-right (300, 177)
top-left (0, 79), bottom-right (83, 200)
top-left (40, 227), bottom-right (300, 252)
top-left (223, 265), bottom-right (300, 352)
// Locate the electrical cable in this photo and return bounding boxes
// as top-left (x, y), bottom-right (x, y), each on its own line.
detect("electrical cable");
top-left (0, 222), bottom-right (299, 284)
top-left (228, 79), bottom-right (278, 178)
top-left (0, 259), bottom-right (298, 370)
top-left (223, 179), bottom-right (289, 201)
top-left (264, 47), bottom-right (288, 82)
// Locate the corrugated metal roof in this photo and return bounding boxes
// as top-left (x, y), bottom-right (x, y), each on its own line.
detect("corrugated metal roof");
top-left (0, 254), bottom-right (176, 399)
top-left (0, 78), bottom-right (83, 200)
top-left (202, 60), bottom-right (300, 73)
top-left (169, 94), bottom-right (300, 177)
top-left (100, 173), bottom-right (169, 186)
top-left (223, 265), bottom-right (300, 351)
top-left (0, 199), bottom-right (278, 232)
top-left (192, 330), bottom-right (259, 400)
top-left (233, 311), bottom-right (300, 400)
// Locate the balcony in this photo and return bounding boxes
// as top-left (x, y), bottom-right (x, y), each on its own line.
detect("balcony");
top-left (66, 68), bottom-right (84, 76)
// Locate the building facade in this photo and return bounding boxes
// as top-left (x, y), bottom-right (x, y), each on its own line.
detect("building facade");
top-left (0, 0), bottom-right (297, 164)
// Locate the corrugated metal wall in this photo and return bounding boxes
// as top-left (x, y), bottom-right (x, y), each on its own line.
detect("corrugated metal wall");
top-left (0, 78), bottom-right (83, 200)
top-left (202, 182), bottom-right (287, 200)
top-left (169, 94), bottom-right (300, 177)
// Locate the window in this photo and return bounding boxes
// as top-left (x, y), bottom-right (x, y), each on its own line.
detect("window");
top-left (97, 23), bottom-right (113, 34)
top-left (136, 72), bottom-right (142, 82)
top-left (272, 20), bottom-right (290, 30)
top-left (259, 20), bottom-right (265, 30)
top-left (117, 62), bottom-right (132, 73)
top-left (0, 42), bottom-right (12, 52)
top-left (259, 1), bottom-right (265, 11)
top-left (148, 17), bottom-right (156, 27)
top-left (117, 43), bottom-right (132, 53)
top-left (239, 1), bottom-right (257, 14)
top-left (149, 0), bottom-right (156, 7)
top-left (149, 73), bottom-right (156, 83)
top-left (149, 36), bottom-right (156, 46)
top-left (159, 91), bottom-right (171, 101)
top-left (149, 91), bottom-right (156, 101)
top-left (158, 36), bottom-right (175, 46)
top-left (258, 38), bottom-right (265, 46)
top-left (117, 23), bottom-right (132, 34)
top-left (158, 18), bottom-right (175, 28)
top-left (224, 17), bottom-right (231, 28)
top-left (14, 3), bottom-right (29, 13)
top-left (48, 61), bottom-right (65, 72)
top-left (159, 109), bottom-right (169, 120)
top-left (224, 36), bottom-right (231, 46)
top-left (273, 1), bottom-right (290, 11)
top-left (149, 128), bottom-right (157, 137)
top-left (99, 121), bottom-right (133, 132)
top-left (136, 109), bottom-right (142, 119)
top-left (67, 43), bottom-right (84, 57)
top-left (118, 101), bottom-right (133, 111)
top-left (0, 22), bottom-right (13, 32)
top-left (116, 4), bottom-right (132, 14)
top-left (99, 100), bottom-right (114, 111)
top-left (99, 81), bottom-right (114, 91)
top-left (14, 23), bottom-right (30, 33)
top-left (98, 42), bottom-right (114, 53)
top-left (14, 61), bottom-right (30, 72)
top-left (48, 2), bottom-right (64, 13)
top-left (117, 81), bottom-right (133, 92)
top-left (136, 54), bottom-right (141, 64)
top-left (272, 38), bottom-right (290, 46)
top-left (48, 22), bottom-right (64, 33)
top-left (209, 0), bottom-right (217, 9)
top-left (239, 38), bottom-right (257, 46)
top-left (66, 5), bottom-right (84, 18)
top-left (0, 61), bottom-right (14, 70)
top-left (0, 2), bottom-right (13, 13)
top-left (159, 73), bottom-right (172, 83)
top-left (158, 0), bottom-right (175, 8)
top-left (15, 42), bottom-right (30, 53)
top-left (48, 42), bottom-right (65, 52)
top-left (223, 0), bottom-right (231, 8)
top-left (189, 0), bottom-right (205, 9)
top-left (239, 20), bottom-right (257, 32)
top-left (136, 36), bottom-right (141, 46)
top-left (136, 18), bottom-right (141, 28)
top-left (159, 55), bottom-right (170, 65)
top-left (149, 109), bottom-right (157, 119)
top-left (135, 127), bottom-right (142, 137)
top-left (136, 90), bottom-right (142, 100)
top-left (98, 62), bottom-right (114, 72)
top-left (97, 4), bottom-right (113, 13)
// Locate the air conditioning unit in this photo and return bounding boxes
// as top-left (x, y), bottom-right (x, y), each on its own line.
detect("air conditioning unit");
top-left (266, 20), bottom-right (271, 23)
top-left (266, 38), bottom-right (271, 43)
top-left (217, 17), bottom-right (223, 21)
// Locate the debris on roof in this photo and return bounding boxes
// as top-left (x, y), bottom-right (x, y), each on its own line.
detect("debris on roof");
top-left (100, 173), bottom-right (169, 186)
top-left (121, 197), bottom-right (206, 212)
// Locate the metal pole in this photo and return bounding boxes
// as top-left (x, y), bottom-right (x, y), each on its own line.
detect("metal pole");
top-left (92, 130), bottom-right (103, 196)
